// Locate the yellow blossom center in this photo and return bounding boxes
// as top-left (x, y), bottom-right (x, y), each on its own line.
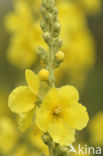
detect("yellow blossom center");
top-left (53, 106), bottom-right (62, 116)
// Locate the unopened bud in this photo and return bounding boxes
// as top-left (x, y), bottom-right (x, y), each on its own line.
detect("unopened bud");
top-left (53, 7), bottom-right (58, 16)
top-left (54, 38), bottom-right (63, 48)
top-left (40, 21), bottom-right (46, 32)
top-left (40, 60), bottom-right (45, 68)
top-left (38, 69), bottom-right (49, 81)
top-left (42, 133), bottom-right (52, 145)
top-left (54, 23), bottom-right (61, 32)
top-left (56, 51), bottom-right (64, 62)
top-left (43, 32), bottom-right (50, 43)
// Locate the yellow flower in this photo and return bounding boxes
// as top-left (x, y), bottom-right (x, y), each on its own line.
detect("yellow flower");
top-left (5, 1), bottom-right (44, 68)
top-left (58, 1), bottom-right (86, 38)
top-left (8, 69), bottom-right (40, 131)
top-left (5, 1), bottom-right (34, 33)
top-left (7, 30), bottom-right (38, 68)
top-left (80, 0), bottom-right (101, 14)
top-left (88, 111), bottom-right (103, 146)
top-left (18, 109), bottom-right (35, 131)
top-left (0, 117), bottom-right (18, 155)
top-left (55, 29), bottom-right (95, 88)
top-left (36, 86), bottom-right (89, 146)
top-left (54, 1), bottom-right (96, 88)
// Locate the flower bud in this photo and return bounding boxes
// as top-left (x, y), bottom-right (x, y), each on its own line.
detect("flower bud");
top-left (38, 69), bottom-right (49, 81)
top-left (52, 23), bottom-right (61, 37)
top-left (53, 38), bottom-right (63, 48)
top-left (48, 13), bottom-right (52, 20)
top-left (40, 60), bottom-right (45, 68)
top-left (41, 7), bottom-right (46, 15)
top-left (42, 0), bottom-right (47, 7)
top-left (54, 23), bottom-right (61, 32)
top-left (43, 32), bottom-right (50, 43)
top-left (42, 134), bottom-right (50, 145)
top-left (40, 21), bottom-right (46, 32)
top-left (57, 39), bottom-right (63, 48)
top-left (56, 51), bottom-right (64, 62)
top-left (53, 7), bottom-right (58, 16)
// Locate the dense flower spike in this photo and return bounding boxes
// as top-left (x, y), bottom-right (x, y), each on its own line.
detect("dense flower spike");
top-left (5, 1), bottom-right (43, 68)
top-left (36, 86), bottom-right (89, 146)
top-left (5, 0), bottom-right (99, 88)
top-left (7, 0), bottom-right (90, 155)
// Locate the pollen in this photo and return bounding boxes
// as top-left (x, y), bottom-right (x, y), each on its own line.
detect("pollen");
top-left (53, 106), bottom-right (62, 116)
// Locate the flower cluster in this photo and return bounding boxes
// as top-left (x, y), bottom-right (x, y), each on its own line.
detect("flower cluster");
top-left (5, 1), bottom-right (44, 68)
top-left (8, 0), bottom-right (89, 155)
top-left (5, 0), bottom-right (101, 89)
top-left (8, 69), bottom-right (89, 147)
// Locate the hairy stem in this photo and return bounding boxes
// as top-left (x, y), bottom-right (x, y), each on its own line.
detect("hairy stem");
top-left (49, 39), bottom-right (55, 87)
top-left (40, 0), bottom-right (63, 155)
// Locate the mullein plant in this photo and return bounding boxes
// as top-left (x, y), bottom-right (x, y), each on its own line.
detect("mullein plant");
top-left (8, 0), bottom-right (89, 156)
top-left (5, 0), bottom-right (101, 89)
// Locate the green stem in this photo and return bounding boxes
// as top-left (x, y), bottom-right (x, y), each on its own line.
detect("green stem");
top-left (48, 141), bottom-right (54, 156)
top-left (49, 146), bottom-right (54, 156)
top-left (40, 0), bottom-right (64, 155)
top-left (49, 39), bottom-right (55, 88)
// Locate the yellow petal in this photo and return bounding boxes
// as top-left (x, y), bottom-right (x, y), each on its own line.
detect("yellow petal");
top-left (18, 109), bottom-right (34, 131)
top-left (63, 103), bottom-right (89, 130)
top-left (40, 88), bottom-right (59, 110)
top-left (59, 85), bottom-right (79, 102)
top-left (36, 106), bottom-right (53, 132)
top-left (48, 118), bottom-right (75, 146)
top-left (8, 86), bottom-right (36, 114)
top-left (5, 13), bottom-right (20, 32)
top-left (36, 88), bottom-right (59, 132)
top-left (25, 69), bottom-right (40, 95)
top-left (30, 122), bottom-right (41, 136)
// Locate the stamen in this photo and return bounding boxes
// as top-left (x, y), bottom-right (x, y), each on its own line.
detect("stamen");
top-left (53, 106), bottom-right (62, 116)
